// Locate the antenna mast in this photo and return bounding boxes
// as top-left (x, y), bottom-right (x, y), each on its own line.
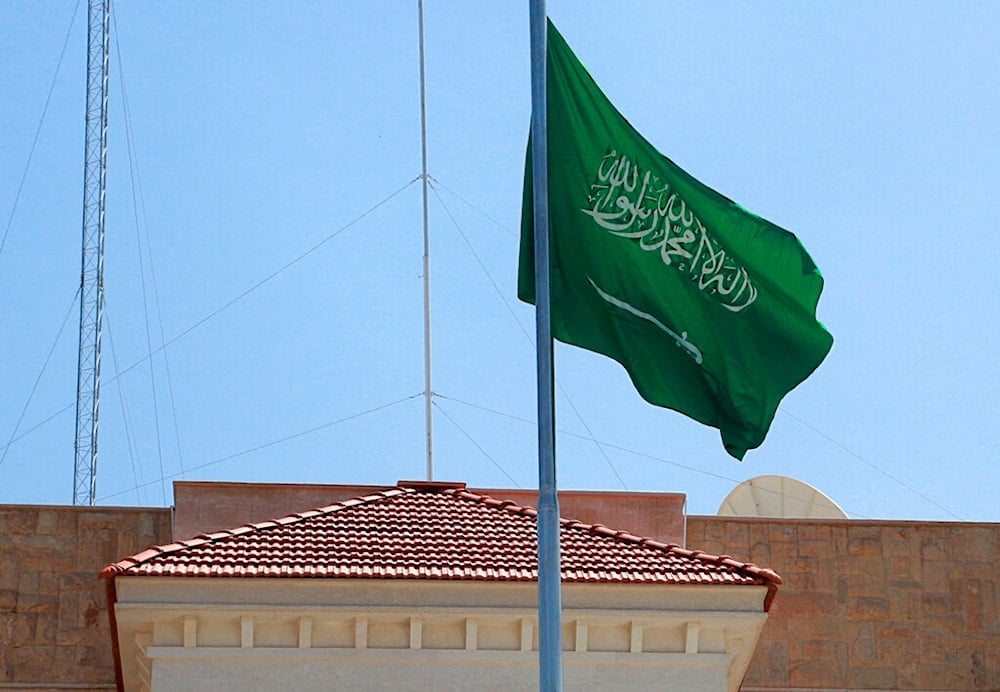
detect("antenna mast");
top-left (418, 0), bottom-right (434, 480)
top-left (73, 0), bottom-right (110, 505)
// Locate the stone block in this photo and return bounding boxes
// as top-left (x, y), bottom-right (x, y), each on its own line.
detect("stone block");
top-left (747, 522), bottom-right (770, 547)
top-left (918, 663), bottom-right (966, 690)
top-left (831, 525), bottom-right (850, 555)
top-left (75, 644), bottom-right (100, 667)
top-left (886, 583), bottom-right (920, 622)
top-left (76, 529), bottom-right (120, 571)
top-left (9, 644), bottom-right (56, 680)
top-left (846, 526), bottom-right (882, 557)
top-left (723, 521), bottom-right (748, 549)
top-left (895, 659), bottom-right (920, 689)
top-left (44, 644), bottom-right (90, 682)
top-left (0, 558), bottom-right (19, 590)
top-left (920, 531), bottom-right (952, 561)
top-left (55, 620), bottom-right (85, 647)
top-left (16, 571), bottom-right (39, 596)
top-left (56, 590), bottom-right (81, 641)
top-left (783, 556), bottom-right (820, 574)
top-left (797, 536), bottom-right (837, 559)
top-left (54, 509), bottom-right (78, 535)
top-left (768, 524), bottom-right (797, 547)
top-left (875, 624), bottom-right (920, 664)
top-left (886, 553), bottom-right (920, 581)
top-left (949, 528), bottom-right (993, 562)
top-left (849, 622), bottom-right (875, 663)
top-left (16, 592), bottom-right (57, 615)
top-left (6, 612), bottom-right (35, 645)
top-left (747, 638), bottom-right (789, 686)
top-left (853, 555), bottom-right (890, 586)
top-left (919, 631), bottom-right (955, 664)
top-left (78, 511), bottom-right (131, 531)
top-left (851, 596), bottom-right (890, 620)
top-left (58, 573), bottom-right (94, 593)
top-left (885, 555), bottom-right (921, 583)
top-left (787, 617), bottom-right (844, 644)
top-left (881, 525), bottom-right (916, 556)
top-left (81, 598), bottom-right (103, 629)
top-left (951, 579), bottom-right (984, 632)
top-left (977, 648), bottom-right (1000, 690)
top-left (34, 612), bottom-right (57, 644)
top-left (748, 538), bottom-right (772, 566)
top-left (0, 589), bottom-right (18, 610)
top-left (18, 539), bottom-right (77, 573)
top-left (801, 640), bottom-right (846, 679)
top-left (693, 519), bottom-right (723, 546)
top-left (795, 523), bottom-right (833, 543)
top-left (0, 509), bottom-right (38, 535)
top-left (37, 573), bottom-right (60, 595)
top-left (35, 510), bottom-right (59, 535)
top-left (789, 650), bottom-right (847, 687)
top-left (983, 580), bottom-right (999, 633)
top-left (921, 590), bottom-right (952, 617)
top-left (837, 574), bottom-right (860, 604)
top-left (846, 536), bottom-right (878, 556)
top-left (921, 556), bottom-right (961, 584)
top-left (787, 569), bottom-right (834, 593)
top-left (771, 592), bottom-right (837, 619)
top-left (850, 665), bottom-right (898, 688)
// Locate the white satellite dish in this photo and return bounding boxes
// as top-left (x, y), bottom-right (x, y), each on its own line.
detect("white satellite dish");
top-left (717, 475), bottom-right (848, 519)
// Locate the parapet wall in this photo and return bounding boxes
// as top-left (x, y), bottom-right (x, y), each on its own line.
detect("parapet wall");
top-left (687, 516), bottom-right (1000, 691)
top-left (0, 504), bottom-right (171, 690)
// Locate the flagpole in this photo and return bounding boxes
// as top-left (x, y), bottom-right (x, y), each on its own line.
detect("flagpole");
top-left (528, 1), bottom-right (563, 690)
top-left (417, 0), bottom-right (434, 480)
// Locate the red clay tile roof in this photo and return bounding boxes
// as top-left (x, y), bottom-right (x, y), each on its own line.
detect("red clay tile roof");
top-left (100, 481), bottom-right (780, 601)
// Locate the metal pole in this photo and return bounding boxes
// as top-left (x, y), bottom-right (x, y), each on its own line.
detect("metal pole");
top-left (417, 0), bottom-right (434, 480)
top-left (528, 1), bottom-right (563, 689)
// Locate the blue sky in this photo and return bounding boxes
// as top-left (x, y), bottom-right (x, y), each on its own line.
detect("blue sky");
top-left (1, 2), bottom-right (998, 522)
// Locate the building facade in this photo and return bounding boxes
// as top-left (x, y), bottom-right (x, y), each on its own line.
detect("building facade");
top-left (1, 482), bottom-right (997, 690)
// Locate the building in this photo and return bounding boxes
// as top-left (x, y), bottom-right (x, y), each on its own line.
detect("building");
top-left (1, 480), bottom-right (997, 690)
top-left (101, 480), bottom-right (778, 691)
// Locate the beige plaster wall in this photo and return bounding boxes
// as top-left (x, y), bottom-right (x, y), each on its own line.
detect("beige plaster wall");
top-left (0, 505), bottom-right (171, 690)
top-left (146, 651), bottom-right (730, 692)
top-left (688, 516), bottom-right (1000, 691)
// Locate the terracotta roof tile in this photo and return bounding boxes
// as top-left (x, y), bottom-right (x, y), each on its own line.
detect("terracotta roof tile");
top-left (99, 482), bottom-right (781, 598)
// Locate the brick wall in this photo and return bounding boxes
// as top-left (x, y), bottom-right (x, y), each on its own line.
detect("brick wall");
top-left (687, 517), bottom-right (1000, 691)
top-left (0, 505), bottom-right (171, 690)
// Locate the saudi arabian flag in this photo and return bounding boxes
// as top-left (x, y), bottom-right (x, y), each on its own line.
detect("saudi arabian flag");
top-left (518, 21), bottom-right (833, 460)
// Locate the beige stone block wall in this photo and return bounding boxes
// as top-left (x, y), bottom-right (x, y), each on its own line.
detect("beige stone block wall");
top-left (687, 517), bottom-right (1000, 691)
top-left (0, 505), bottom-right (171, 689)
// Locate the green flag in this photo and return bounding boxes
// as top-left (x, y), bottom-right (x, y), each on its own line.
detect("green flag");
top-left (518, 21), bottom-right (833, 460)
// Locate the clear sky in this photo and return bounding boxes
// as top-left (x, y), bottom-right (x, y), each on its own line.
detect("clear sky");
top-left (1, 2), bottom-right (998, 522)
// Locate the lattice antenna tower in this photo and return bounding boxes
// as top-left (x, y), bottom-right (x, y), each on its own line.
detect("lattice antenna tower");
top-left (73, 0), bottom-right (110, 505)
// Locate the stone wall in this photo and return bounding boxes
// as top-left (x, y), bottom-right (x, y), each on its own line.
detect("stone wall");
top-left (0, 505), bottom-right (171, 690)
top-left (688, 517), bottom-right (1000, 691)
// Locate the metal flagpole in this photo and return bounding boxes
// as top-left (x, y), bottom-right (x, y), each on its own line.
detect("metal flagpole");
top-left (528, 1), bottom-right (563, 689)
top-left (417, 0), bottom-right (434, 480)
